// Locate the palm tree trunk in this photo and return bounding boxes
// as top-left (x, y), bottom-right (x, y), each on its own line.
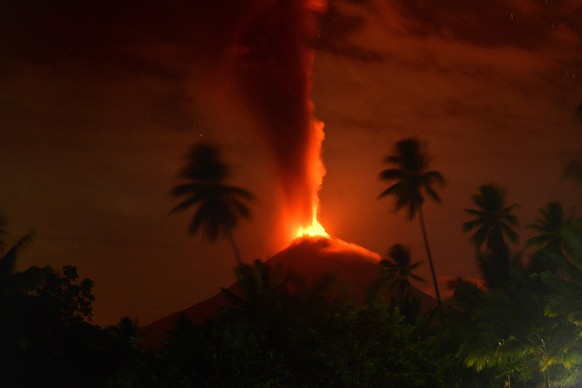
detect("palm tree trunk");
top-left (227, 230), bottom-right (243, 266)
top-left (418, 206), bottom-right (442, 305)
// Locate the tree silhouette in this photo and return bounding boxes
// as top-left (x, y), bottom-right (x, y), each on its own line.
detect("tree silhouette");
top-left (463, 184), bottom-right (519, 254)
top-left (527, 201), bottom-right (570, 251)
top-left (435, 278), bottom-right (503, 386)
top-left (526, 201), bottom-right (572, 275)
top-left (440, 278), bottom-right (485, 339)
top-left (170, 143), bottom-right (256, 265)
top-left (0, 218), bottom-right (40, 298)
top-left (221, 259), bottom-right (291, 322)
top-left (456, 260), bottom-right (582, 386)
top-left (380, 244), bottom-right (425, 293)
top-left (378, 137), bottom-right (445, 304)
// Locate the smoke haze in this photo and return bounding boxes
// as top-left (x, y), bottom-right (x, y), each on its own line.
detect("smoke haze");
top-left (227, 0), bottom-right (327, 239)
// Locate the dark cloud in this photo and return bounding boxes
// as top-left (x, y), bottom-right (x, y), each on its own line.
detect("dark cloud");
top-left (393, 0), bottom-right (581, 49)
top-left (0, 0), bottom-right (244, 72)
top-left (316, 0), bottom-right (384, 61)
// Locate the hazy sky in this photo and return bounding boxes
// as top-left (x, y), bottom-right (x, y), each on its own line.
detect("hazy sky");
top-left (1, 0), bottom-right (581, 326)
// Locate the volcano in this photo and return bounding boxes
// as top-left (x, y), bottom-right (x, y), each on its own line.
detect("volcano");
top-left (140, 237), bottom-right (437, 348)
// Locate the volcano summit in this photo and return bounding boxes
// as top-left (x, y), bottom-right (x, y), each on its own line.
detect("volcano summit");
top-left (141, 237), bottom-right (437, 348)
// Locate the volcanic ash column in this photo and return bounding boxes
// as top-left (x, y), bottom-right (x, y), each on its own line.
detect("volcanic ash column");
top-left (229, 0), bottom-right (329, 242)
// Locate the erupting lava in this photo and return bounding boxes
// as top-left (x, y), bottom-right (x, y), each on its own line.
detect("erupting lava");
top-left (139, 0), bottom-right (441, 351)
top-left (293, 116), bottom-right (329, 239)
top-left (231, 0), bottom-right (331, 243)
top-left (294, 210), bottom-right (329, 238)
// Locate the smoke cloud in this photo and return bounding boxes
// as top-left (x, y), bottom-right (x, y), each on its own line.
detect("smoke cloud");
top-left (227, 0), bottom-right (327, 238)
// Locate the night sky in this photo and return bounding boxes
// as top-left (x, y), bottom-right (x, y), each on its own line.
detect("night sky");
top-left (1, 0), bottom-right (581, 326)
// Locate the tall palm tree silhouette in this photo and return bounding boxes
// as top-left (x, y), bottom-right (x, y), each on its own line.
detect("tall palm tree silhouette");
top-left (463, 184), bottom-right (518, 253)
top-left (170, 143), bottom-right (256, 265)
top-left (378, 137), bottom-right (445, 304)
top-left (380, 244), bottom-right (425, 293)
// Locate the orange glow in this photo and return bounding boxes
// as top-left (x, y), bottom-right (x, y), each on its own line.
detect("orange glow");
top-left (269, 1), bottom-right (329, 245)
top-left (295, 209), bottom-right (329, 238)
top-left (293, 116), bottom-right (328, 238)
top-left (290, 114), bottom-right (329, 239)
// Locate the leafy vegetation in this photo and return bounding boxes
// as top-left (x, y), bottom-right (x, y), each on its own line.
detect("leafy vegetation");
top-left (378, 137), bottom-right (445, 304)
top-left (170, 142), bottom-right (256, 265)
top-left (3, 137), bottom-right (582, 386)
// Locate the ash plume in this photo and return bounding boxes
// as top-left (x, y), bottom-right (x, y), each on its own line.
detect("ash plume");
top-left (227, 0), bottom-right (327, 238)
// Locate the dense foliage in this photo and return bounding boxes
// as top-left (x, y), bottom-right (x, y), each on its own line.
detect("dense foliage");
top-left (5, 216), bottom-right (582, 387)
top-left (3, 137), bottom-right (582, 387)
top-left (153, 262), bottom-right (441, 387)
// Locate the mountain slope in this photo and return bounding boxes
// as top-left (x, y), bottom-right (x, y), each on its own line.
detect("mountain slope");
top-left (141, 237), bottom-right (437, 348)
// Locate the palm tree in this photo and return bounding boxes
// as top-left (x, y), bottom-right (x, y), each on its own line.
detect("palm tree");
top-left (442, 277), bottom-right (484, 325)
top-left (0, 218), bottom-right (40, 298)
top-left (526, 201), bottom-right (572, 274)
top-left (380, 244), bottom-right (425, 293)
top-left (220, 259), bottom-right (291, 322)
top-left (170, 142), bottom-right (256, 265)
top-left (527, 201), bottom-right (570, 251)
top-left (463, 184), bottom-right (519, 254)
top-left (378, 137), bottom-right (445, 304)
top-left (109, 316), bottom-right (142, 346)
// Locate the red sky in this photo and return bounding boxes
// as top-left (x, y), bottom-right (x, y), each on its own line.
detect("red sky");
top-left (1, 0), bottom-right (581, 326)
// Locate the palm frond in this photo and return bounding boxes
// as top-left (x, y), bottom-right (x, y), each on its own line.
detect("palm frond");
top-left (180, 142), bottom-right (229, 182)
top-left (501, 209), bottom-right (519, 226)
top-left (409, 273), bottom-right (426, 283)
top-left (471, 224), bottom-right (489, 249)
top-left (169, 195), bottom-right (204, 215)
top-left (464, 209), bottom-right (485, 218)
top-left (231, 198), bottom-right (252, 220)
top-left (379, 168), bottom-right (406, 181)
top-left (187, 207), bottom-right (207, 237)
top-left (424, 184), bottom-right (442, 203)
top-left (425, 170), bottom-right (445, 186)
top-left (526, 235), bottom-right (552, 248)
top-left (170, 183), bottom-right (205, 198)
top-left (377, 182), bottom-right (402, 199)
top-left (407, 261), bottom-right (424, 271)
top-left (500, 222), bottom-right (519, 243)
top-left (0, 232), bottom-right (34, 277)
top-left (463, 219), bottom-right (482, 232)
